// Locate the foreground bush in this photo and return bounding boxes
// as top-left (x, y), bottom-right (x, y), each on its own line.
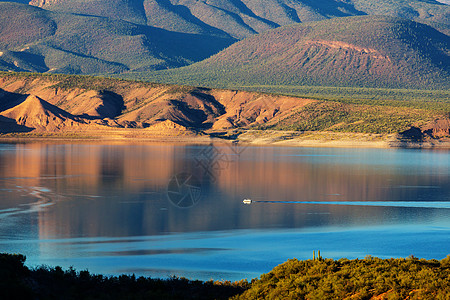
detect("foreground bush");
top-left (1, 253), bottom-right (449, 299)
top-left (0, 253), bottom-right (247, 300)
top-left (234, 255), bottom-right (450, 300)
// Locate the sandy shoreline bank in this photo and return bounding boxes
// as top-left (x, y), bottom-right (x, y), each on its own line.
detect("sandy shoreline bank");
top-left (1, 129), bottom-right (449, 149)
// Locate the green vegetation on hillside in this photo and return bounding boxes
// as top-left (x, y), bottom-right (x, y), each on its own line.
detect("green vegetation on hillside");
top-left (260, 100), bottom-right (444, 134)
top-left (2, 71), bottom-right (449, 136)
top-left (0, 71), bottom-right (159, 91)
top-left (0, 253), bottom-right (247, 300)
top-left (115, 75), bottom-right (450, 105)
top-left (2, 253), bottom-right (450, 299)
top-left (128, 15), bottom-right (450, 90)
top-left (1, 0), bottom-right (449, 83)
top-left (236, 85), bottom-right (450, 104)
top-left (1, 0), bottom-right (449, 82)
top-left (0, 2), bottom-right (235, 75)
top-left (245, 86), bottom-right (450, 134)
top-left (25, 0), bottom-right (450, 38)
top-left (235, 255), bottom-right (450, 299)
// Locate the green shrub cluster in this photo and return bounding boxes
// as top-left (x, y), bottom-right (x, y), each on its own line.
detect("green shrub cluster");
top-left (235, 85), bottom-right (450, 107)
top-left (2, 253), bottom-right (450, 299)
top-left (0, 253), bottom-right (248, 300)
top-left (264, 100), bottom-right (439, 134)
top-left (235, 255), bottom-right (450, 300)
top-left (0, 71), bottom-right (160, 91)
top-left (0, 252), bottom-right (450, 300)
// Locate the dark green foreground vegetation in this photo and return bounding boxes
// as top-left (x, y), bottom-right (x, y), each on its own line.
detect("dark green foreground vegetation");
top-left (0, 254), bottom-right (248, 300)
top-left (235, 255), bottom-right (450, 300)
top-left (2, 253), bottom-right (450, 300)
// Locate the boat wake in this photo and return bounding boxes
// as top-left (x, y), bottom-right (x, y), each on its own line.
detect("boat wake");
top-left (245, 200), bottom-right (450, 209)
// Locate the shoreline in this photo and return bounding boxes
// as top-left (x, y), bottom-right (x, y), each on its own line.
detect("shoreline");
top-left (1, 129), bottom-right (450, 149)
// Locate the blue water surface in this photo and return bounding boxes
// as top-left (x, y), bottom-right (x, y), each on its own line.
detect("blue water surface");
top-left (0, 143), bottom-right (449, 281)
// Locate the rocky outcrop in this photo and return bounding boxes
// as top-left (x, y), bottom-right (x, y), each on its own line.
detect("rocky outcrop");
top-left (60, 90), bottom-right (125, 119)
top-left (422, 117), bottom-right (450, 138)
top-left (0, 94), bottom-right (87, 132)
top-left (0, 74), bottom-right (313, 134)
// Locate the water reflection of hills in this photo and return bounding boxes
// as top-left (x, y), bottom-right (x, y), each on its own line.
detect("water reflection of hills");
top-left (0, 143), bottom-right (448, 239)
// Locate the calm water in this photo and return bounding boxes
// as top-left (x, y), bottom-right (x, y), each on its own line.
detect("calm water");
top-left (0, 142), bottom-right (449, 281)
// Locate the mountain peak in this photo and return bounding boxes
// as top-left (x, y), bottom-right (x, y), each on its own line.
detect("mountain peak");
top-left (0, 94), bottom-right (83, 131)
top-left (152, 15), bottom-right (450, 89)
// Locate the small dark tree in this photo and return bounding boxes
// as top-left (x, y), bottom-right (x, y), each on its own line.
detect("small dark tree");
top-left (0, 253), bottom-right (33, 299)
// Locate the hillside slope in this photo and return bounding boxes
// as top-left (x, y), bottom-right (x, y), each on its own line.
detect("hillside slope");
top-left (26, 0), bottom-right (450, 38)
top-left (0, 94), bottom-right (88, 131)
top-left (236, 256), bottom-right (450, 299)
top-left (0, 2), bottom-right (235, 74)
top-left (137, 16), bottom-right (450, 90)
top-left (0, 73), bottom-right (315, 132)
top-left (1, 0), bottom-right (449, 78)
top-left (0, 73), bottom-right (449, 143)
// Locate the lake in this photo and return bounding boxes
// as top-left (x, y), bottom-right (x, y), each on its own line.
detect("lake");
top-left (0, 142), bottom-right (449, 281)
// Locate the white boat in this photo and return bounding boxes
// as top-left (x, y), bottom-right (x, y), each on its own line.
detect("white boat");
top-left (243, 199), bottom-right (252, 204)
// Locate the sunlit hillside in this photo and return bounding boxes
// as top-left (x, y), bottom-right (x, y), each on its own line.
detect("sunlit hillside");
top-left (0, 2), bottom-right (235, 74)
top-left (127, 16), bottom-right (450, 90)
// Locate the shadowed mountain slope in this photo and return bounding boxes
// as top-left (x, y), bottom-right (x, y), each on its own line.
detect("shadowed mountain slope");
top-left (26, 0), bottom-right (450, 38)
top-left (30, 0), bottom-right (149, 25)
top-left (0, 2), bottom-right (235, 75)
top-left (136, 16), bottom-right (450, 90)
top-left (0, 0), bottom-right (449, 78)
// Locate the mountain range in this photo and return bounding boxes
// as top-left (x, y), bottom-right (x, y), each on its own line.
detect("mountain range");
top-left (25, 0), bottom-right (450, 38)
top-left (0, 0), bottom-right (449, 90)
top-left (139, 15), bottom-right (450, 89)
top-left (0, 2), bottom-right (235, 74)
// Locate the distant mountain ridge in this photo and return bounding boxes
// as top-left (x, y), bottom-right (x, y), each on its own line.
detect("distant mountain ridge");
top-left (0, 0), bottom-right (449, 90)
top-left (25, 0), bottom-right (450, 38)
top-left (138, 15), bottom-right (450, 90)
top-left (0, 2), bottom-right (235, 74)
